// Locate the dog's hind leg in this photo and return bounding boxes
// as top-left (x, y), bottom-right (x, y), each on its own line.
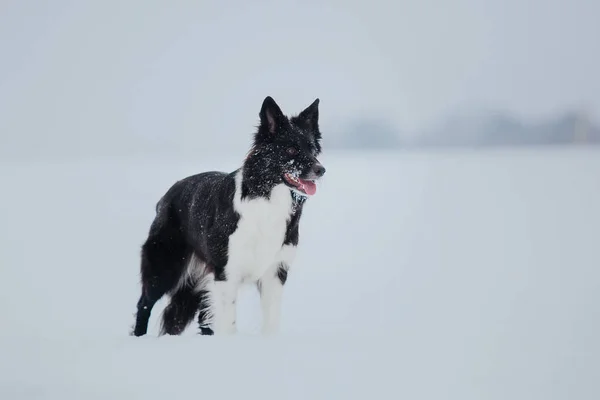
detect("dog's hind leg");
top-left (197, 289), bottom-right (214, 335)
top-left (131, 216), bottom-right (191, 337)
top-left (160, 285), bottom-right (202, 336)
top-left (162, 260), bottom-right (215, 336)
top-left (132, 250), bottom-right (187, 336)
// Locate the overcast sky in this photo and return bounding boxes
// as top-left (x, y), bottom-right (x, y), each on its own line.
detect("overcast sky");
top-left (1, 0), bottom-right (598, 155)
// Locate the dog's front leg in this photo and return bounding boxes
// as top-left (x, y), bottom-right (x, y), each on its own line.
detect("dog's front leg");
top-left (258, 263), bottom-right (289, 335)
top-left (211, 279), bottom-right (238, 334)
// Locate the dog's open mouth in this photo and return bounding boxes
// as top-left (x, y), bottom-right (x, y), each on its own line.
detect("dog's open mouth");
top-left (283, 173), bottom-right (317, 196)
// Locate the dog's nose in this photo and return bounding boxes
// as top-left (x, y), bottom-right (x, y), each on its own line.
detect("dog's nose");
top-left (313, 164), bottom-right (326, 177)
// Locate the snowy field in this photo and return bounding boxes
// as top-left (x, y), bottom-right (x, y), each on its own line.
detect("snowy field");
top-left (1, 147), bottom-right (599, 399)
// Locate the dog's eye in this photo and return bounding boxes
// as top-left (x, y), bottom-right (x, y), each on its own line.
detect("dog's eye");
top-left (286, 147), bottom-right (298, 156)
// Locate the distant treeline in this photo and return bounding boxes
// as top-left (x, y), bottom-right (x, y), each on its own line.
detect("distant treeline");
top-left (327, 110), bottom-right (600, 149)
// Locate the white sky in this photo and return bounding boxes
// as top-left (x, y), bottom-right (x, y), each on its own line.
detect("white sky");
top-left (1, 0), bottom-right (598, 154)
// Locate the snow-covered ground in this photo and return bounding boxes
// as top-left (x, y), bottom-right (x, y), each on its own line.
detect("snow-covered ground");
top-left (1, 147), bottom-right (599, 399)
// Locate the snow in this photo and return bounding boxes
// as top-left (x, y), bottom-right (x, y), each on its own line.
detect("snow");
top-left (1, 147), bottom-right (599, 399)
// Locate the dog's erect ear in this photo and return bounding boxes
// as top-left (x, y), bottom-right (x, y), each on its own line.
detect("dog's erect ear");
top-left (259, 96), bottom-right (285, 135)
top-left (295, 98), bottom-right (320, 132)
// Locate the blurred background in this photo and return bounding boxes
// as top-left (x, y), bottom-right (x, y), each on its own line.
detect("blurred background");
top-left (1, 1), bottom-right (599, 399)
top-left (1, 0), bottom-right (599, 160)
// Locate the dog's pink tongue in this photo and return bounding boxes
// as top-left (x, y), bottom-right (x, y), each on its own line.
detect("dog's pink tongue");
top-left (300, 179), bottom-right (317, 195)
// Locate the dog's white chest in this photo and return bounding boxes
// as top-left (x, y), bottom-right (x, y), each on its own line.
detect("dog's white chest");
top-left (227, 178), bottom-right (293, 281)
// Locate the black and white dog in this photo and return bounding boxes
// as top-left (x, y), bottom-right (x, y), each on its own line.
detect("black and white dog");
top-left (131, 96), bottom-right (325, 336)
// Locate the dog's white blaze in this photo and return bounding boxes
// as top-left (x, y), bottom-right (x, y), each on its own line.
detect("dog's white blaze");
top-left (209, 169), bottom-right (297, 334)
top-left (229, 170), bottom-right (293, 281)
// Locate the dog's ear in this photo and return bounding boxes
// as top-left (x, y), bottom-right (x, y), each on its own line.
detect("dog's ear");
top-left (295, 98), bottom-right (320, 131)
top-left (259, 96), bottom-right (285, 135)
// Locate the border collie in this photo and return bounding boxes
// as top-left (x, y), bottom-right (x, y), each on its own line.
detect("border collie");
top-left (131, 96), bottom-right (325, 336)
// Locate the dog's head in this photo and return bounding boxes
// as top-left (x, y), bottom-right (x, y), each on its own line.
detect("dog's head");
top-left (245, 96), bottom-right (325, 197)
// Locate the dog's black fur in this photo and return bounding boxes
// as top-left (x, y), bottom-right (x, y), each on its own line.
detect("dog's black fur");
top-left (131, 96), bottom-right (324, 336)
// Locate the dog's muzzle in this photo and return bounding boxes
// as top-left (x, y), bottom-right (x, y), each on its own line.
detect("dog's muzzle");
top-left (312, 162), bottom-right (326, 178)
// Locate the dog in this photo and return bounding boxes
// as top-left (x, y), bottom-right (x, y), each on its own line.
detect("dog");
top-left (131, 96), bottom-right (326, 336)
